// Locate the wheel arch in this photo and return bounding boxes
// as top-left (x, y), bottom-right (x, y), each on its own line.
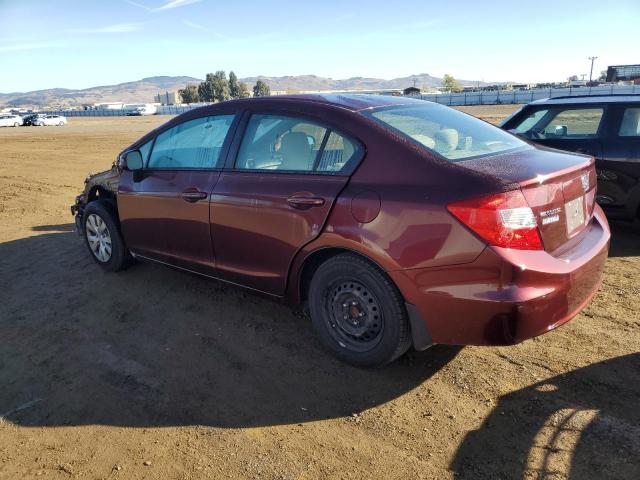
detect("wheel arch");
top-left (290, 245), bottom-right (434, 352)
top-left (87, 185), bottom-right (116, 204)
top-left (293, 246), bottom-right (397, 306)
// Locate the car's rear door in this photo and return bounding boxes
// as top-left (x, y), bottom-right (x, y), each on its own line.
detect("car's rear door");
top-left (210, 111), bottom-right (363, 295)
top-left (118, 114), bottom-right (237, 273)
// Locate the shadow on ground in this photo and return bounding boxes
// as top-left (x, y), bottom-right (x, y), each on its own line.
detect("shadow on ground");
top-left (608, 223), bottom-right (639, 258)
top-left (451, 353), bottom-right (640, 479)
top-left (0, 227), bottom-right (460, 428)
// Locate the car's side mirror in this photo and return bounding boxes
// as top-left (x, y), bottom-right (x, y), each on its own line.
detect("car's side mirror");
top-left (123, 150), bottom-right (143, 171)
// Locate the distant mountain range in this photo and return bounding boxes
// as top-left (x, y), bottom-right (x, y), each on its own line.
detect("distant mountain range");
top-left (0, 74), bottom-right (501, 108)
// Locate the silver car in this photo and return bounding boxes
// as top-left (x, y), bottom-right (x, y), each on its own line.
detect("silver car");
top-left (33, 114), bottom-right (67, 126)
top-left (0, 114), bottom-right (23, 127)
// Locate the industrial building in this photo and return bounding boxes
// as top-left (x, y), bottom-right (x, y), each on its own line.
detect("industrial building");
top-left (606, 64), bottom-right (640, 83)
top-left (154, 91), bottom-right (181, 105)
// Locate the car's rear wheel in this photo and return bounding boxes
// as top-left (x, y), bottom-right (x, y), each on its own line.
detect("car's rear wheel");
top-left (83, 200), bottom-right (129, 272)
top-left (308, 253), bottom-right (411, 367)
top-left (13, 122), bottom-right (19, 127)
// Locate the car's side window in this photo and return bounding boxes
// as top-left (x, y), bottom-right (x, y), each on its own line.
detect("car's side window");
top-left (235, 114), bottom-right (360, 173)
top-left (543, 108), bottom-right (603, 138)
top-left (236, 114), bottom-right (326, 172)
top-left (316, 131), bottom-right (358, 172)
top-left (513, 109), bottom-right (549, 133)
top-left (138, 139), bottom-right (153, 164)
top-left (618, 108), bottom-right (640, 137)
top-left (147, 115), bottom-right (234, 169)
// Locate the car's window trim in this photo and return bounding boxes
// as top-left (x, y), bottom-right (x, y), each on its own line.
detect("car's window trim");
top-left (136, 112), bottom-right (240, 172)
top-left (226, 109), bottom-right (365, 176)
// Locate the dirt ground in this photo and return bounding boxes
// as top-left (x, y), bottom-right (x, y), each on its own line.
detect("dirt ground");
top-left (0, 108), bottom-right (638, 480)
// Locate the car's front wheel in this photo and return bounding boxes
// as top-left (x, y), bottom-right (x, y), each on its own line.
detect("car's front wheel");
top-left (58, 121), bottom-right (64, 126)
top-left (83, 200), bottom-right (129, 272)
top-left (308, 253), bottom-right (412, 367)
top-left (13, 122), bottom-right (19, 127)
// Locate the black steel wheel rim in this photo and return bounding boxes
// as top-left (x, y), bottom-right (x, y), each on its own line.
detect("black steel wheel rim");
top-left (323, 279), bottom-right (384, 352)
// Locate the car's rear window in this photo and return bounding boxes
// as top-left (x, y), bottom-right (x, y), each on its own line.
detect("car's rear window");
top-left (363, 103), bottom-right (528, 161)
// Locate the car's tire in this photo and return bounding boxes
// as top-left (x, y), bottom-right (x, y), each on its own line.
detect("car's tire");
top-left (308, 253), bottom-right (412, 367)
top-left (58, 121), bottom-right (64, 126)
top-left (13, 122), bottom-right (19, 127)
top-left (83, 200), bottom-right (129, 272)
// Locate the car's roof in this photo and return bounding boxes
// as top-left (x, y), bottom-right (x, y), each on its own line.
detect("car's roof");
top-left (529, 94), bottom-right (640, 106)
top-left (215, 93), bottom-right (428, 112)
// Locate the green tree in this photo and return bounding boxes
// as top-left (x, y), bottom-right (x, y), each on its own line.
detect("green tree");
top-left (179, 84), bottom-right (199, 104)
top-left (237, 81), bottom-right (251, 98)
top-left (228, 71), bottom-right (240, 99)
top-left (442, 74), bottom-right (463, 93)
top-left (197, 74), bottom-right (216, 102)
top-left (253, 79), bottom-right (270, 97)
top-left (598, 70), bottom-right (607, 82)
top-left (211, 70), bottom-right (230, 102)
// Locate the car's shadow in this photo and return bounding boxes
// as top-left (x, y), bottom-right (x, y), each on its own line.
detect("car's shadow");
top-left (608, 222), bottom-right (640, 257)
top-left (0, 226), bottom-right (460, 428)
top-left (450, 353), bottom-right (640, 480)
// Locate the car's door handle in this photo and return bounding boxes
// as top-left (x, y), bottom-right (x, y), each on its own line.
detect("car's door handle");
top-left (286, 196), bottom-right (325, 209)
top-left (181, 189), bottom-right (208, 203)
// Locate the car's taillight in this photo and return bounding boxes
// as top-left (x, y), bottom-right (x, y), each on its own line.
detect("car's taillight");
top-left (447, 189), bottom-right (542, 250)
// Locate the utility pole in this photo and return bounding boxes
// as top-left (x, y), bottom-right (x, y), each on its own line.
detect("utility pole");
top-left (588, 56), bottom-right (598, 83)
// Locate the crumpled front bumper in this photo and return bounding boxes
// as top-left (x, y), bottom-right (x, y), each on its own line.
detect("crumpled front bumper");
top-left (70, 194), bottom-right (86, 235)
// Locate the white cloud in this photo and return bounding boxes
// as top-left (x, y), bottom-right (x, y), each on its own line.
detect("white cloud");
top-left (69, 23), bottom-right (143, 34)
top-left (123, 0), bottom-right (153, 11)
top-left (182, 19), bottom-right (226, 38)
top-left (155, 0), bottom-right (202, 11)
top-left (0, 42), bottom-right (56, 53)
top-left (182, 19), bottom-right (205, 30)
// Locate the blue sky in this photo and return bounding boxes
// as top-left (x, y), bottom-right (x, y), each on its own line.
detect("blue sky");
top-left (0, 0), bottom-right (638, 92)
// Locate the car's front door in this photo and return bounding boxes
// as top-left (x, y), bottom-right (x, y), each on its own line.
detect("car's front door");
top-left (511, 105), bottom-right (605, 160)
top-left (118, 114), bottom-right (236, 273)
top-left (210, 112), bottom-right (363, 295)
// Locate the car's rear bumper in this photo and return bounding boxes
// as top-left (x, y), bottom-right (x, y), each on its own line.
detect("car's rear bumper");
top-left (390, 206), bottom-right (610, 346)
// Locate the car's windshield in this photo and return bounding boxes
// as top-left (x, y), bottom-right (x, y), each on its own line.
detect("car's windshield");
top-left (363, 103), bottom-right (528, 161)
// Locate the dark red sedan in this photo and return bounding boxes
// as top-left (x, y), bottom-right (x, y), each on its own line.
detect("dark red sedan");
top-left (71, 95), bottom-right (610, 366)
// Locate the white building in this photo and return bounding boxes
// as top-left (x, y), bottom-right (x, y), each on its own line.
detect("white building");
top-left (154, 91), bottom-right (181, 105)
top-left (94, 102), bottom-right (126, 110)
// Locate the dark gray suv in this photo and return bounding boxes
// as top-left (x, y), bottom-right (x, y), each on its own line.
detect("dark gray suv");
top-left (501, 95), bottom-right (640, 224)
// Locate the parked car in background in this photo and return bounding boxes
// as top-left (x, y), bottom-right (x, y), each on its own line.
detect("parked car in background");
top-left (126, 105), bottom-right (157, 116)
top-left (71, 95), bottom-right (609, 366)
top-left (0, 114), bottom-right (23, 127)
top-left (33, 114), bottom-right (67, 126)
top-left (22, 113), bottom-right (45, 126)
top-left (501, 95), bottom-right (640, 224)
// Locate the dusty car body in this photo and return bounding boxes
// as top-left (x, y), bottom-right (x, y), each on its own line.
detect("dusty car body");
top-left (72, 94), bottom-right (610, 366)
top-left (501, 95), bottom-right (640, 223)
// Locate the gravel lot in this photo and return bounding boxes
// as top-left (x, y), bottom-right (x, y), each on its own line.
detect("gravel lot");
top-left (0, 108), bottom-right (638, 480)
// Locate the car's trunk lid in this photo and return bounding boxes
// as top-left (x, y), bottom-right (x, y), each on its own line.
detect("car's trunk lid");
top-left (459, 146), bottom-right (596, 252)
